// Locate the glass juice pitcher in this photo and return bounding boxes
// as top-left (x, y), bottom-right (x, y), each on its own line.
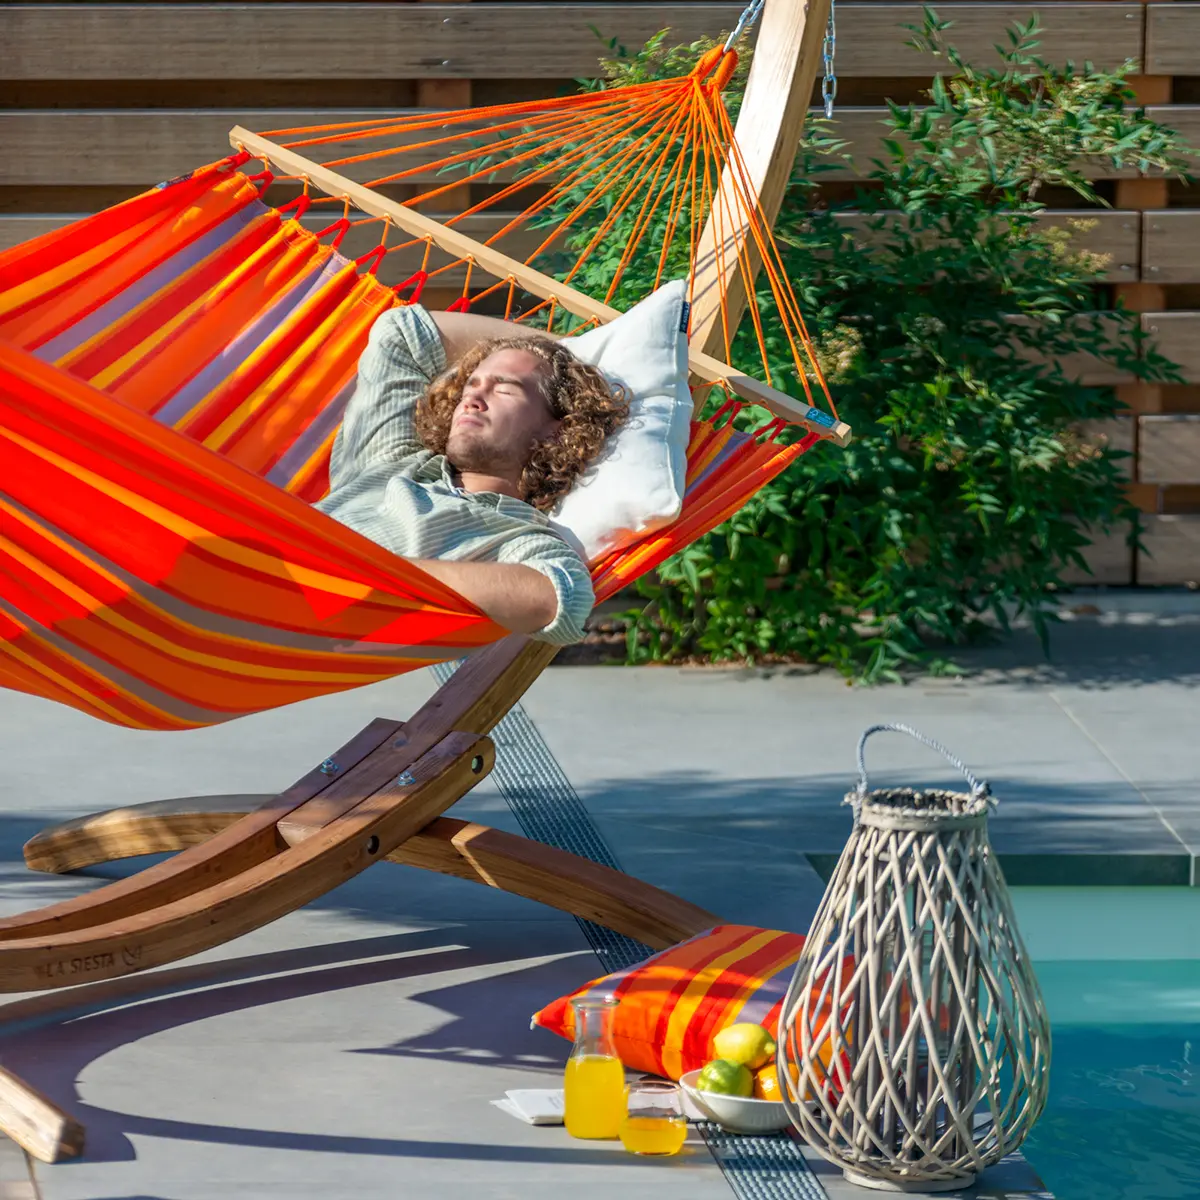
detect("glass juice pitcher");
top-left (563, 996), bottom-right (625, 1139)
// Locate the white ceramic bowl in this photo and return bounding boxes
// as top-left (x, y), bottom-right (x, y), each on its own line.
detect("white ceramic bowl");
top-left (679, 1068), bottom-right (792, 1135)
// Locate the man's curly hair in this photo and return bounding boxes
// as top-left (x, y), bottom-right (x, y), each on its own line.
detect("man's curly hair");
top-left (415, 335), bottom-right (629, 512)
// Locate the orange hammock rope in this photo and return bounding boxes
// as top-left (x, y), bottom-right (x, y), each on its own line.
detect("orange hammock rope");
top-left (0, 44), bottom-right (847, 732)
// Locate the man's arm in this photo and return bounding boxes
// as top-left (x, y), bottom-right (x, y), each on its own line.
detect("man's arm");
top-left (415, 528), bottom-right (594, 643)
top-left (327, 307), bottom-right (445, 490)
top-left (412, 559), bottom-right (559, 635)
top-left (428, 310), bottom-right (561, 363)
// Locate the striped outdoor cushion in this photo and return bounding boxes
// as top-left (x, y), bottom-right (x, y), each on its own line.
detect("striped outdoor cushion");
top-left (531, 924), bottom-right (806, 1080)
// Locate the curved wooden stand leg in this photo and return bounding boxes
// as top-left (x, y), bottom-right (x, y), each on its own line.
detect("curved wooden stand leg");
top-left (403, 818), bottom-right (718, 949)
top-left (0, 636), bottom-right (549, 986)
top-left (23, 796), bottom-right (266, 875)
top-left (0, 637), bottom-right (555, 1161)
top-left (0, 1067), bottom-right (84, 1163)
top-left (12, 782), bottom-right (719, 1165)
top-left (26, 798), bottom-right (718, 952)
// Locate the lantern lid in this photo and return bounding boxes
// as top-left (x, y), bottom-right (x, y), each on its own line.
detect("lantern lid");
top-left (849, 724), bottom-right (994, 830)
top-left (847, 785), bottom-right (991, 831)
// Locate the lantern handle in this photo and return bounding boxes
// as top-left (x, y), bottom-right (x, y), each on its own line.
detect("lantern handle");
top-left (854, 723), bottom-right (992, 803)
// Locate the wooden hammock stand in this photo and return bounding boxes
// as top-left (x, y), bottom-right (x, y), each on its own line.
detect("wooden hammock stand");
top-left (1, 0), bottom-right (835, 1165)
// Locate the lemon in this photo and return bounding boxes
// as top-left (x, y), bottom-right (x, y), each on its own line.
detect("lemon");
top-left (696, 1058), bottom-right (753, 1097)
top-left (712, 1022), bottom-right (777, 1071)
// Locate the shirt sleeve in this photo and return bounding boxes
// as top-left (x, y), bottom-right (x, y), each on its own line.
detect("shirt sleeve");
top-left (496, 531), bottom-right (595, 645)
top-left (326, 304), bottom-right (448, 491)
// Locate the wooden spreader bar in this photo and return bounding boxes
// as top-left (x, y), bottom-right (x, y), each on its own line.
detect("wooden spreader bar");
top-left (229, 127), bottom-right (851, 448)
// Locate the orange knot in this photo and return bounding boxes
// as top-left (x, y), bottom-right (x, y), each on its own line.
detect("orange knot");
top-left (691, 45), bottom-right (725, 80)
top-left (710, 49), bottom-right (739, 92)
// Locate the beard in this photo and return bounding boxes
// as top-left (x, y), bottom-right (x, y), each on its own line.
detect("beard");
top-left (445, 425), bottom-right (523, 476)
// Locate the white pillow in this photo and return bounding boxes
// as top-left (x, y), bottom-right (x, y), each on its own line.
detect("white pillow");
top-left (550, 280), bottom-right (691, 562)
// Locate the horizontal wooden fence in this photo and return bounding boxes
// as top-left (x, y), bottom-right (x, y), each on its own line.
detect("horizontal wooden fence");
top-left (2, 0), bottom-right (1199, 585)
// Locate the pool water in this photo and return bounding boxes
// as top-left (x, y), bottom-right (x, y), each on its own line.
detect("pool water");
top-left (1011, 890), bottom-right (1200, 1200)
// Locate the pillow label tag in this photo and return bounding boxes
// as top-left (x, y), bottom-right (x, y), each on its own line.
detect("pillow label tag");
top-left (679, 300), bottom-right (691, 333)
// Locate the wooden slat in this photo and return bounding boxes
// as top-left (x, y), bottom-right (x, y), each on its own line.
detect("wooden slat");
top-left (831, 211), bottom-right (1139, 282)
top-left (817, 109), bottom-right (1135, 180)
top-left (1059, 524), bottom-right (1133, 586)
top-left (0, 110), bottom-right (468, 187)
top-left (0, 105), bottom-right (1137, 196)
top-left (1142, 210), bottom-right (1200, 285)
top-left (1142, 312), bottom-right (1200, 382)
top-left (2, 208), bottom-right (1139, 285)
top-left (1138, 514), bottom-right (1200, 584)
top-left (1144, 4), bottom-right (1200, 76)
top-left (236, 126), bottom-right (854, 442)
top-left (1035, 212), bottom-right (1140, 285)
top-left (1015, 314), bottom-right (1136, 386)
top-left (0, 730), bottom-right (494, 995)
top-left (1138, 415), bottom-right (1200, 484)
top-left (1079, 416), bottom-right (1134, 475)
top-left (0, 5), bottom-right (1144, 81)
top-left (837, 3), bottom-right (1142, 75)
top-left (1144, 105), bottom-right (1200, 156)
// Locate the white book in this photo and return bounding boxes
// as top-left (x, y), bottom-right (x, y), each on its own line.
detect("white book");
top-left (491, 1088), bottom-right (566, 1125)
top-left (492, 1085), bottom-right (707, 1125)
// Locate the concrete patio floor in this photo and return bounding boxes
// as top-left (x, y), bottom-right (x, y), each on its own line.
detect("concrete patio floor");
top-left (0, 590), bottom-right (1196, 1198)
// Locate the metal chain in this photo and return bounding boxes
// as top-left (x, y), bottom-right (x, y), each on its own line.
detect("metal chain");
top-left (723, 0), bottom-right (766, 52)
top-left (822, 0), bottom-right (838, 118)
top-left (722, 0), bottom-right (835, 119)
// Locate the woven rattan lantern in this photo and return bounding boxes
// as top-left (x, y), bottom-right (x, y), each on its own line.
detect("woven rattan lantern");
top-left (779, 724), bottom-right (1050, 1192)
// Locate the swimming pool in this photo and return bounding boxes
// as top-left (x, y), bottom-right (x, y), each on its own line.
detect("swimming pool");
top-left (1011, 889), bottom-right (1200, 1200)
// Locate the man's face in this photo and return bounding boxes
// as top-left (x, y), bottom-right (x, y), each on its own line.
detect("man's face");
top-left (445, 348), bottom-right (561, 478)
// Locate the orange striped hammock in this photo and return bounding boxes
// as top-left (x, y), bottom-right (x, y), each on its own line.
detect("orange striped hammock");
top-left (0, 57), bottom-right (842, 732)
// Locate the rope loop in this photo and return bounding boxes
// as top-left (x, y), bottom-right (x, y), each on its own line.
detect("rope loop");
top-left (850, 723), bottom-right (993, 819)
top-left (710, 392), bottom-right (744, 429)
top-left (393, 270), bottom-right (428, 304)
top-left (314, 214), bottom-right (351, 249)
top-left (354, 242), bottom-right (388, 275)
top-left (710, 50), bottom-right (739, 92)
top-left (690, 45), bottom-right (725, 80)
top-left (247, 162), bottom-right (276, 192)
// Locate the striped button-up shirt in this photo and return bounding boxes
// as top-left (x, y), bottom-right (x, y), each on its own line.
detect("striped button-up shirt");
top-left (315, 305), bottom-right (594, 644)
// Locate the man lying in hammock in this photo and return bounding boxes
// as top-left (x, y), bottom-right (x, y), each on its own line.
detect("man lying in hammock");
top-left (316, 305), bottom-right (628, 644)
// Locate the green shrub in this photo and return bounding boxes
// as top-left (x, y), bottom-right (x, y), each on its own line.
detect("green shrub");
top-left (554, 14), bottom-right (1193, 680)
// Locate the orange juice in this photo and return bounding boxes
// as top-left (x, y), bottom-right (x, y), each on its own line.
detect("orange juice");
top-left (563, 1054), bottom-right (625, 1139)
top-left (618, 1114), bottom-right (688, 1155)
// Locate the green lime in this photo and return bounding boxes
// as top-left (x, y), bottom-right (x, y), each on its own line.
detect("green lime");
top-left (696, 1058), bottom-right (754, 1098)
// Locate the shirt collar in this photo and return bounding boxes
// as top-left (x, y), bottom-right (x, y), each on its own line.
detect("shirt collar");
top-left (426, 454), bottom-right (551, 525)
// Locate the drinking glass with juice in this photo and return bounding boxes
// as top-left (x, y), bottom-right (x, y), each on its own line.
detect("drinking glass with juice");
top-left (563, 996), bottom-right (625, 1139)
top-left (619, 1079), bottom-right (687, 1156)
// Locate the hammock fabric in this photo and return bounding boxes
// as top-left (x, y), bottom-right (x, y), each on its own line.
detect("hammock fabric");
top-left (0, 48), bottom-right (837, 732)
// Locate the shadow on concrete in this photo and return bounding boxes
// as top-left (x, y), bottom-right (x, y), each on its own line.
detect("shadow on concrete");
top-left (0, 926), bottom-right (600, 1166)
top-left (945, 619), bottom-right (1200, 689)
top-left (676, 619), bottom-right (1200, 690)
top-left (571, 773), bottom-right (1186, 857)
